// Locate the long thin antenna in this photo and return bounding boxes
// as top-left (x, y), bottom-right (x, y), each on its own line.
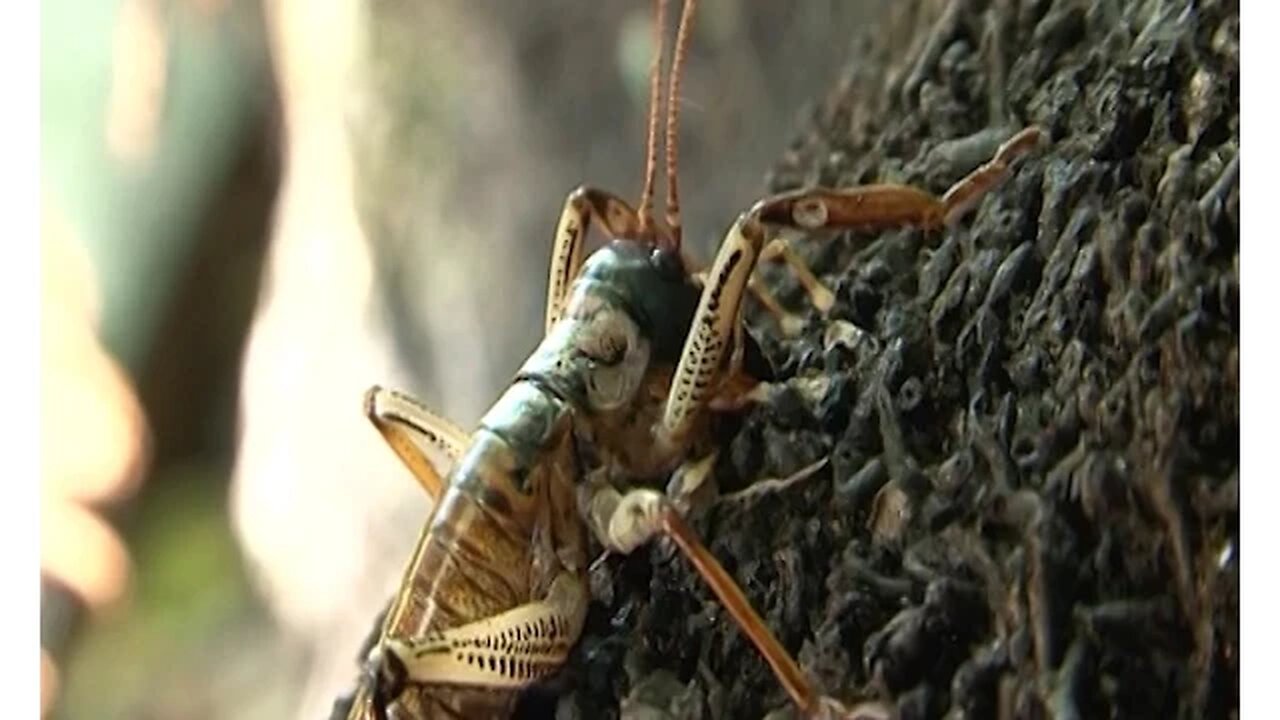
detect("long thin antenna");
top-left (663, 0), bottom-right (697, 250)
top-left (637, 0), bottom-right (669, 241)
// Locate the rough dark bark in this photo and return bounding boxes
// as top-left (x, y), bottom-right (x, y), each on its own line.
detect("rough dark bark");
top-left (529, 1), bottom-right (1239, 719)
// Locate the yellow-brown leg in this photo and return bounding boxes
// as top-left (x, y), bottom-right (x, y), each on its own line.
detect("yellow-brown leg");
top-left (747, 275), bottom-right (807, 337)
top-left (689, 269), bottom-right (768, 409)
top-left (699, 266), bottom-right (807, 339)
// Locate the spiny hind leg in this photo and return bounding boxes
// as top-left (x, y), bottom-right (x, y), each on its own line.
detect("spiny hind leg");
top-left (545, 187), bottom-right (644, 332)
top-left (660, 125), bottom-right (1046, 444)
top-left (364, 386), bottom-right (468, 502)
top-left (380, 572), bottom-right (588, 689)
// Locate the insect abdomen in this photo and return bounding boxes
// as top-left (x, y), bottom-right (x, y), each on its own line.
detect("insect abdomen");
top-left (386, 430), bottom-right (541, 639)
top-left (375, 381), bottom-right (577, 718)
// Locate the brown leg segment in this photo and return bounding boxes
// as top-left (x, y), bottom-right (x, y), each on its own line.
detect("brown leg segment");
top-left (939, 125), bottom-right (1046, 225)
top-left (545, 187), bottom-right (644, 332)
top-left (659, 507), bottom-right (822, 715)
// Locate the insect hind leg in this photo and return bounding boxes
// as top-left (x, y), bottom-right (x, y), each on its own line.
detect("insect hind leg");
top-left (381, 572), bottom-right (588, 690)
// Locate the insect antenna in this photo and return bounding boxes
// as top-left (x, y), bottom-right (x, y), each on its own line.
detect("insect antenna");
top-left (663, 0), bottom-right (697, 251)
top-left (637, 0), bottom-right (670, 244)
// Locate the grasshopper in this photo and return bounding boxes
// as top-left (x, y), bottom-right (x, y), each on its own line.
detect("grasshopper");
top-left (335, 1), bottom-right (1044, 717)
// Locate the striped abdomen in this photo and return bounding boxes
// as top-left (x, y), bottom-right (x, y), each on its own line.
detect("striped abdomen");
top-left (375, 381), bottom-right (586, 719)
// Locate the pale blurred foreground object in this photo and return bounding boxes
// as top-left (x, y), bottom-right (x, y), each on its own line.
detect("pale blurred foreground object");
top-left (230, 0), bottom-right (430, 716)
top-left (40, 204), bottom-right (151, 716)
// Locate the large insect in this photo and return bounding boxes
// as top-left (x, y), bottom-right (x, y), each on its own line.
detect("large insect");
top-left (334, 1), bottom-right (1043, 717)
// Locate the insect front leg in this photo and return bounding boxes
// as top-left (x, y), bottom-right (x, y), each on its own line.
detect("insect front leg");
top-left (661, 125), bottom-right (1046, 444)
top-left (364, 385), bottom-right (469, 501)
top-left (545, 187), bottom-right (646, 332)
